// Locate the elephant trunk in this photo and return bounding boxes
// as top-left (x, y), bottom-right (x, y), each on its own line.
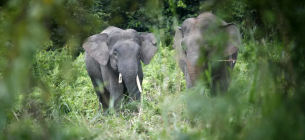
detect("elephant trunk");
top-left (187, 60), bottom-right (202, 85)
top-left (119, 60), bottom-right (142, 103)
top-left (122, 73), bottom-right (142, 103)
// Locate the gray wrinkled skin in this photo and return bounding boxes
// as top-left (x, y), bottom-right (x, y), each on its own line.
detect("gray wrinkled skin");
top-left (173, 12), bottom-right (242, 95)
top-left (83, 26), bottom-right (157, 111)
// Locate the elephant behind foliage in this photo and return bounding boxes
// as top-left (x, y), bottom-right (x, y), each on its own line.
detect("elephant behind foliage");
top-left (173, 12), bottom-right (242, 95)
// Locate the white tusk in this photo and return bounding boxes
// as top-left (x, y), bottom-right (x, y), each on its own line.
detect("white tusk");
top-left (233, 60), bottom-right (236, 64)
top-left (119, 73), bottom-right (122, 83)
top-left (136, 75), bottom-right (142, 93)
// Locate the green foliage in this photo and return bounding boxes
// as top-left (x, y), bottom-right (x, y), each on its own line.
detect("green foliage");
top-left (2, 118), bottom-right (91, 140)
top-left (143, 43), bottom-right (186, 95)
top-left (46, 0), bottom-right (102, 52)
top-left (31, 47), bottom-right (98, 118)
top-left (4, 41), bottom-right (187, 139)
top-left (1, 0), bottom-right (305, 139)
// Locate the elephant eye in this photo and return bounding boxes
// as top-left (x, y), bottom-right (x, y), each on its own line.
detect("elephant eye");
top-left (113, 51), bottom-right (118, 56)
top-left (138, 51), bottom-right (141, 58)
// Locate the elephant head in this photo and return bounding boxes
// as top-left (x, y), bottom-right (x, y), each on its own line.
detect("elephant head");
top-left (83, 26), bottom-right (157, 108)
top-left (174, 12), bottom-right (241, 95)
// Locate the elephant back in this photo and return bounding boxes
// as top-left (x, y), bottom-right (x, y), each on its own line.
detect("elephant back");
top-left (106, 29), bottom-right (140, 49)
top-left (196, 13), bottom-right (227, 33)
top-left (101, 26), bottom-right (122, 34)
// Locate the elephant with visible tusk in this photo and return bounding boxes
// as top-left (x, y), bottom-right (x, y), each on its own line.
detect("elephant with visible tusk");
top-left (173, 12), bottom-right (242, 96)
top-left (83, 26), bottom-right (157, 111)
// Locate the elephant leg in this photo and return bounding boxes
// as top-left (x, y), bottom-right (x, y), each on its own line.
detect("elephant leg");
top-left (89, 76), bottom-right (110, 111)
top-left (211, 61), bottom-right (231, 96)
top-left (100, 87), bottom-right (110, 110)
top-left (211, 74), bottom-right (230, 96)
top-left (85, 52), bottom-right (110, 111)
top-left (111, 91), bottom-right (124, 109)
top-left (108, 74), bottom-right (124, 109)
top-left (219, 69), bottom-right (231, 94)
top-left (211, 75), bottom-right (219, 96)
top-left (213, 51), bottom-right (238, 95)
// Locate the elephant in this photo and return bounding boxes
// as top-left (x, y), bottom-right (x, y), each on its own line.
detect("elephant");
top-left (83, 26), bottom-right (157, 111)
top-left (173, 12), bottom-right (242, 96)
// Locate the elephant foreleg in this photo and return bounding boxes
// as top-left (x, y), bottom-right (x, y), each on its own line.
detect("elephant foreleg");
top-left (211, 61), bottom-right (232, 96)
top-left (100, 88), bottom-right (110, 110)
top-left (110, 92), bottom-right (124, 109)
top-left (211, 76), bottom-right (230, 96)
top-left (90, 77), bottom-right (110, 111)
top-left (108, 74), bottom-right (125, 109)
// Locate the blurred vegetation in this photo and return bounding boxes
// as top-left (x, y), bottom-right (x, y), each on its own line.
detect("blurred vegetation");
top-left (0, 0), bottom-right (305, 139)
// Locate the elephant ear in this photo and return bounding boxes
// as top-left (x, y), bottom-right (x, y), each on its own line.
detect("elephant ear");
top-left (173, 26), bottom-right (189, 79)
top-left (139, 32), bottom-right (158, 65)
top-left (82, 33), bottom-right (109, 66)
top-left (223, 23), bottom-right (242, 57)
top-left (173, 26), bottom-right (186, 61)
top-left (173, 26), bottom-right (182, 49)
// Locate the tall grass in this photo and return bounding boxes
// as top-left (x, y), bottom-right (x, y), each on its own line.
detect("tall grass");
top-left (1, 0), bottom-right (304, 139)
top-left (2, 34), bottom-right (304, 140)
top-left (3, 39), bottom-right (276, 139)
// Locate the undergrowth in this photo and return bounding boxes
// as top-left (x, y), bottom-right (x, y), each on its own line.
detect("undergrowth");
top-left (3, 40), bottom-right (289, 140)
